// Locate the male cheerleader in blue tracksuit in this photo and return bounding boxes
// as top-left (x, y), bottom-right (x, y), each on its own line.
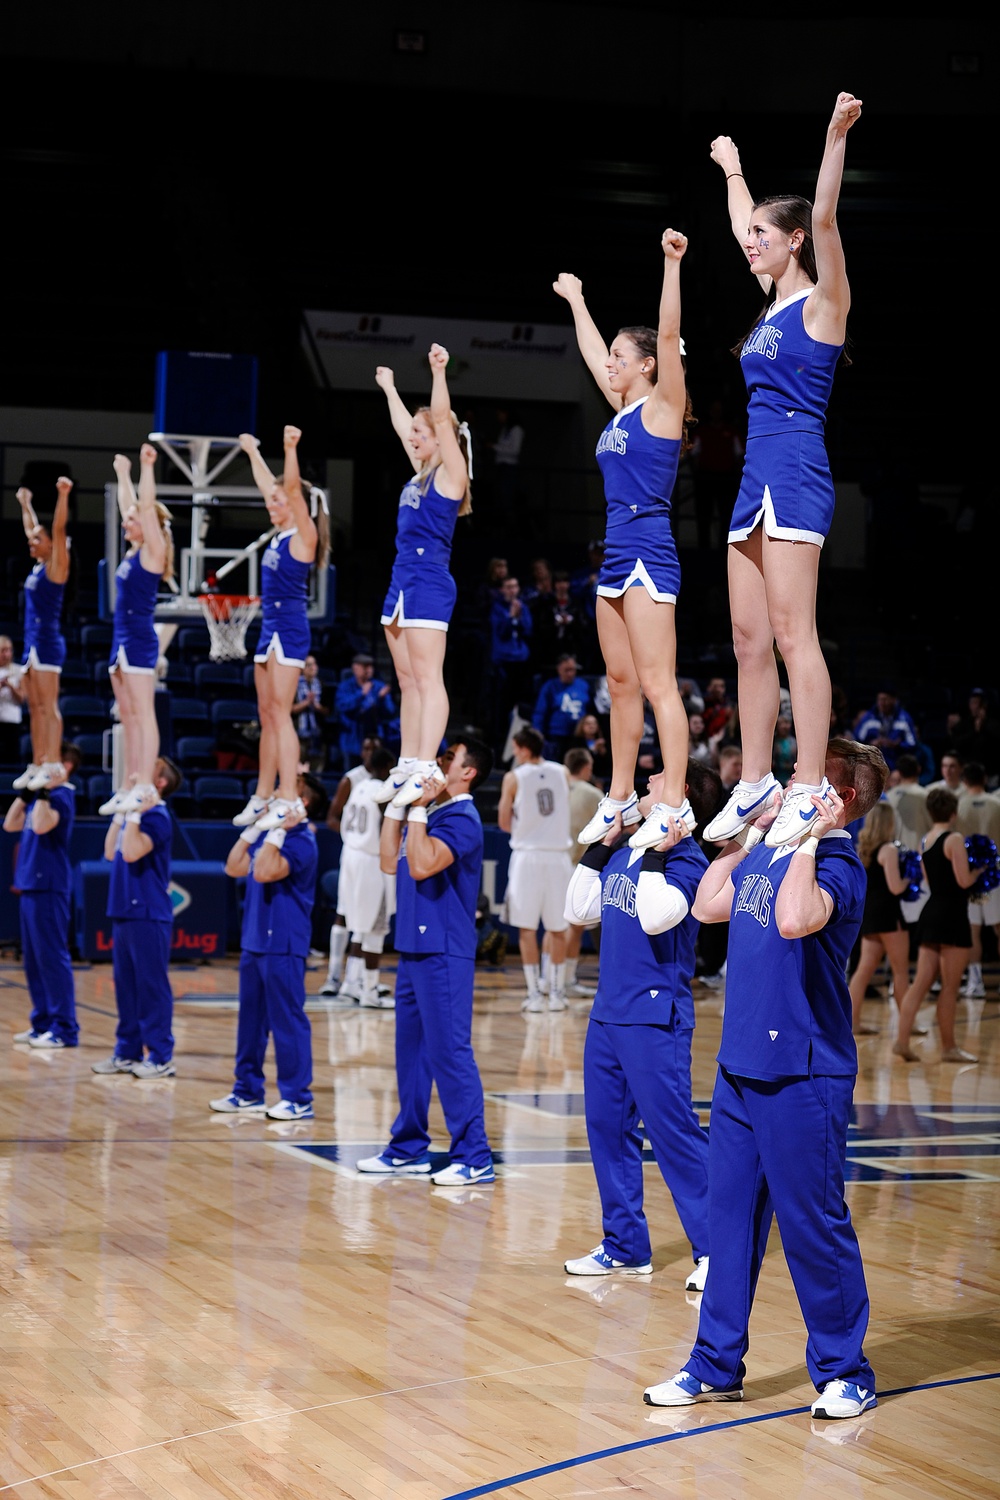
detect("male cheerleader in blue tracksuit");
top-left (3, 742), bottom-right (81, 1048)
top-left (213, 779), bottom-right (325, 1121)
top-left (94, 758), bottom-right (182, 1078)
top-left (644, 737), bottom-right (888, 1421)
top-left (562, 760), bottom-right (717, 1290)
top-left (357, 738), bottom-right (496, 1187)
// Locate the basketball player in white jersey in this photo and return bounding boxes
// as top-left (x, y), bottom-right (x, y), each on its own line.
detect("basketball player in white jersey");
top-left (498, 726), bottom-right (573, 1012)
top-left (322, 747), bottom-right (395, 1007)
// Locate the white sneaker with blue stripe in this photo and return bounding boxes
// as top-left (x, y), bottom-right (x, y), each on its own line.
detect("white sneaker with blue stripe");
top-left (210, 1093), bottom-right (267, 1113)
top-left (643, 1370), bottom-right (744, 1407)
top-left (356, 1151), bottom-right (433, 1175)
top-left (265, 1099), bottom-right (313, 1120)
top-left (703, 775), bottom-right (781, 843)
top-left (627, 797), bottom-right (698, 851)
top-left (429, 1161), bottom-right (496, 1186)
top-left (764, 776), bottom-right (834, 847)
top-left (578, 794), bottom-right (641, 846)
top-left (810, 1379), bottom-right (877, 1419)
top-left (564, 1244), bottom-right (652, 1276)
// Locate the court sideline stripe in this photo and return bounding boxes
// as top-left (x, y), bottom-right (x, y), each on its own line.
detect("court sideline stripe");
top-left (439, 1371), bottom-right (1000, 1500)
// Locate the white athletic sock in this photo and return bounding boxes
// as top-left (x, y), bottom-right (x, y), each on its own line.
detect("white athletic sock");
top-left (603, 793), bottom-right (635, 809)
top-left (540, 951), bottom-right (551, 983)
top-left (967, 963), bottom-right (983, 986)
top-left (565, 957), bottom-right (578, 986)
top-left (362, 967), bottom-right (379, 1001)
top-left (345, 955), bottom-right (364, 987)
top-left (328, 925), bottom-right (349, 982)
top-left (550, 963), bottom-right (566, 997)
top-left (740, 775), bottom-right (773, 793)
top-left (523, 963), bottom-right (540, 996)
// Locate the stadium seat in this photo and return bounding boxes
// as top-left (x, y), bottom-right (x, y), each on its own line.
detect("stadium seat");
top-left (169, 697), bottom-right (211, 736)
top-left (75, 732), bottom-right (108, 766)
top-left (209, 698), bottom-right (259, 732)
top-left (193, 774), bottom-right (247, 820)
top-left (175, 736), bottom-right (219, 770)
top-left (59, 695), bottom-right (110, 736)
top-left (194, 661), bottom-right (243, 693)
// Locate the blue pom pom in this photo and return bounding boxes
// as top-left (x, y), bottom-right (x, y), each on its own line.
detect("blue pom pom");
top-left (966, 834), bottom-right (1000, 898)
top-left (896, 842), bottom-right (924, 902)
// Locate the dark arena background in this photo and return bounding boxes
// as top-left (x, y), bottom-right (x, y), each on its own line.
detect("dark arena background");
top-left (0, 9), bottom-right (996, 1499)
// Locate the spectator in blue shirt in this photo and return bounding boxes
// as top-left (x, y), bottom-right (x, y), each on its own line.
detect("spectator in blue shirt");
top-left (532, 654), bottom-right (593, 764)
top-left (488, 575), bottom-right (534, 749)
top-left (853, 690), bottom-right (917, 772)
top-left (334, 652), bottom-right (397, 769)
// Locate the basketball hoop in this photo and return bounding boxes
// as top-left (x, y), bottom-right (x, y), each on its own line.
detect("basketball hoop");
top-left (199, 594), bottom-right (261, 661)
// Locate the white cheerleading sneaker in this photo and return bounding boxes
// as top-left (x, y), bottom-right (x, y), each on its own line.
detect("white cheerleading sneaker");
top-left (232, 794), bottom-right (271, 827)
top-left (703, 775), bottom-right (781, 843)
top-left (628, 798), bottom-right (697, 851)
top-left (764, 776), bottom-right (834, 847)
top-left (577, 793), bottom-right (640, 845)
top-left (370, 766), bottom-right (412, 804)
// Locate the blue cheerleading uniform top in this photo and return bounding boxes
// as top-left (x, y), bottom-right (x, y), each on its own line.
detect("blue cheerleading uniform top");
top-left (111, 552), bottom-right (161, 666)
top-left (261, 529), bottom-right (311, 610)
top-left (22, 564), bottom-right (66, 663)
top-left (588, 835), bottom-right (708, 1027)
top-left (718, 830), bottom-right (864, 1080)
top-left (15, 785), bottom-right (75, 895)
top-left (393, 468), bottom-right (460, 570)
top-left (394, 795), bottom-right (482, 958)
top-left (595, 398), bottom-right (681, 532)
top-left (740, 290), bottom-right (842, 439)
top-left (107, 805), bottom-right (174, 922)
top-left (241, 822), bottom-right (317, 957)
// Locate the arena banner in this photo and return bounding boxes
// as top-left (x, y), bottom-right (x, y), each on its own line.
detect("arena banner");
top-left (301, 310), bottom-right (583, 401)
top-left (73, 860), bottom-right (229, 962)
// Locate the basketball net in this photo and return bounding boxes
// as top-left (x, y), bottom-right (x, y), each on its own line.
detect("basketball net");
top-left (198, 594), bottom-right (261, 661)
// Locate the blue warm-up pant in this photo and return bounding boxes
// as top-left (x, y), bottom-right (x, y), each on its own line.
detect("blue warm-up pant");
top-left (111, 919), bottom-right (174, 1065)
top-left (20, 890), bottom-right (78, 1044)
top-left (233, 951), bottom-right (312, 1106)
top-left (583, 1018), bottom-right (709, 1267)
top-left (685, 1067), bottom-right (874, 1394)
top-left (387, 952), bottom-right (491, 1168)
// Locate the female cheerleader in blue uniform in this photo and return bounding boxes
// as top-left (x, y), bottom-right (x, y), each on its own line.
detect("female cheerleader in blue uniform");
top-left (370, 344), bottom-right (471, 810)
top-left (233, 425), bottom-right (326, 831)
top-left (703, 92), bottom-right (863, 850)
top-left (100, 445), bottom-right (173, 815)
top-left (13, 477), bottom-right (72, 792)
top-left (553, 230), bottom-right (696, 852)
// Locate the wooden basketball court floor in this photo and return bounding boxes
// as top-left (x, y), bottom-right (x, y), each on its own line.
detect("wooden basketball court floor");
top-left (1, 951), bottom-right (997, 1499)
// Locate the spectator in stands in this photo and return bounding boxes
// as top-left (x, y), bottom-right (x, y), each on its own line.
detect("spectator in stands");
top-left (687, 712), bottom-right (716, 768)
top-left (0, 636), bottom-right (26, 768)
top-left (291, 654), bottom-right (329, 771)
top-left (701, 677), bottom-right (734, 744)
top-left (854, 688), bottom-right (918, 771)
top-left (334, 653), bottom-right (397, 769)
top-left (532, 654), bottom-right (592, 764)
top-left (772, 713), bottom-right (797, 787)
top-left (717, 744), bottom-right (743, 799)
top-left (572, 713), bottom-right (612, 786)
top-left (948, 689), bottom-right (1000, 782)
top-left (522, 557), bottom-right (553, 609)
top-left (488, 576), bottom-right (535, 749)
top-left (530, 570), bottom-right (585, 673)
top-left (475, 557), bottom-right (508, 622)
